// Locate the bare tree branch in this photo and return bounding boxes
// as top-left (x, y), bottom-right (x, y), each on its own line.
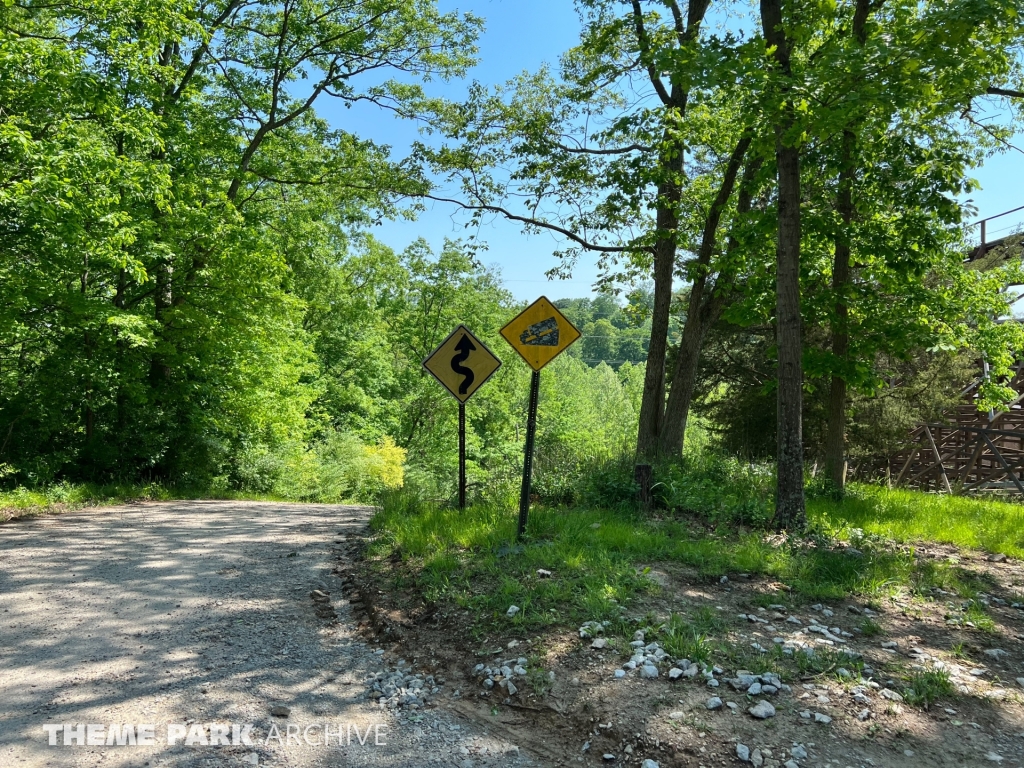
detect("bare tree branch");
top-left (421, 194), bottom-right (647, 254)
top-left (988, 86), bottom-right (1024, 99)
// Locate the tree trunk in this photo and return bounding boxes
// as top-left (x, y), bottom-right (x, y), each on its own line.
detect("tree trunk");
top-left (659, 135), bottom-right (752, 456)
top-left (636, 225), bottom-right (675, 460)
top-left (824, 128), bottom-right (855, 491)
top-left (762, 0), bottom-right (806, 530)
top-left (823, 0), bottom-right (869, 491)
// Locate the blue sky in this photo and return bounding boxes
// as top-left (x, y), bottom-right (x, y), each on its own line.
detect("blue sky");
top-left (321, 0), bottom-right (1024, 302)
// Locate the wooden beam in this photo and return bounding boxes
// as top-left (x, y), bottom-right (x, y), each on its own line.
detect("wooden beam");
top-left (925, 426), bottom-right (954, 494)
top-left (958, 434), bottom-right (987, 490)
top-left (982, 433), bottom-right (1024, 496)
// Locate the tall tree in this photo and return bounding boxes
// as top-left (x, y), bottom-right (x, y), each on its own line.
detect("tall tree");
top-left (760, 0), bottom-right (806, 528)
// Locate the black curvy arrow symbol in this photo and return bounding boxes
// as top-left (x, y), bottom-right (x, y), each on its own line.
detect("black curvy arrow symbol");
top-left (451, 334), bottom-right (477, 395)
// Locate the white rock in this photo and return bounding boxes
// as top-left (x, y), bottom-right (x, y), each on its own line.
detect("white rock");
top-left (784, 762), bottom-right (799, 768)
top-left (748, 682), bottom-right (762, 695)
top-left (668, 710), bottom-right (685, 720)
top-left (682, 665), bottom-right (699, 678)
top-left (748, 701), bottom-right (776, 719)
top-left (984, 649), bottom-right (1009, 660)
top-left (614, 669), bottom-right (626, 679)
top-left (668, 667), bottom-right (683, 680)
top-left (799, 709), bottom-right (811, 719)
top-left (591, 638), bottom-right (607, 649)
top-left (737, 744), bottom-right (751, 762)
top-left (707, 678), bottom-right (719, 688)
top-left (706, 696), bottom-right (723, 710)
top-left (640, 664), bottom-right (659, 679)
top-left (506, 605), bottom-right (520, 618)
top-left (751, 749), bottom-right (764, 768)
top-left (881, 689), bottom-right (904, 703)
top-left (1016, 677), bottom-right (1024, 688)
top-left (791, 745), bottom-right (807, 759)
top-left (506, 681), bottom-right (517, 696)
top-left (641, 761), bottom-right (660, 768)
top-left (881, 641), bottom-right (898, 649)
top-left (602, 755), bottom-right (615, 761)
top-left (986, 753), bottom-right (1004, 763)
top-left (813, 712), bottom-right (832, 724)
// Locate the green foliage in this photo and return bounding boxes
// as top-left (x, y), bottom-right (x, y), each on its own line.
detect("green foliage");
top-left (654, 451), bottom-right (776, 528)
top-left (232, 433), bottom-right (406, 503)
top-left (0, 0), bottom-right (478, 493)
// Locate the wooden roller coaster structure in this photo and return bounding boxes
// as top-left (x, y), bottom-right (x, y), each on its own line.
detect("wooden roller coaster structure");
top-left (885, 206), bottom-right (1024, 495)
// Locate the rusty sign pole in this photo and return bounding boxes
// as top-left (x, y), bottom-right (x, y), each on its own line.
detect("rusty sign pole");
top-left (517, 370), bottom-right (541, 540)
top-left (458, 401), bottom-right (467, 511)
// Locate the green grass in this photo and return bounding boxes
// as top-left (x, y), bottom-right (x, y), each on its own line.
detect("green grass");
top-left (902, 669), bottom-right (956, 708)
top-left (964, 603), bottom-right (998, 633)
top-left (368, 480), bottom-right (1024, 639)
top-left (368, 491), bottom-right (923, 635)
top-left (858, 617), bottom-right (883, 637)
top-left (810, 484), bottom-right (1024, 558)
top-left (0, 481), bottom-right (281, 522)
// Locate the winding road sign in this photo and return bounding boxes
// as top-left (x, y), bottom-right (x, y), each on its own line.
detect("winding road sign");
top-left (423, 325), bottom-right (502, 403)
top-left (500, 296), bottom-right (581, 371)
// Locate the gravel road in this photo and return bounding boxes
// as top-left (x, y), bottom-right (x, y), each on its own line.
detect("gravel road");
top-left (0, 501), bottom-right (534, 768)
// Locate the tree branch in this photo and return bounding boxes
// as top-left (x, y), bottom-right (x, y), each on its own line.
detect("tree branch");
top-left (630, 0), bottom-right (672, 106)
top-left (988, 86), bottom-right (1024, 99)
top-left (549, 141), bottom-right (657, 155)
top-left (421, 194), bottom-right (647, 254)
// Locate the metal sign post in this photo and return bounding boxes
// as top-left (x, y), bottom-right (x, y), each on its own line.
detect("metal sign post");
top-left (458, 401), bottom-right (467, 510)
top-left (500, 297), bottom-right (581, 539)
top-left (423, 325), bottom-right (502, 510)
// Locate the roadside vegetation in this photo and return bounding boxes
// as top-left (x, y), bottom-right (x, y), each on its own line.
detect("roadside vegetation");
top-left (365, 450), bottom-right (1024, 642)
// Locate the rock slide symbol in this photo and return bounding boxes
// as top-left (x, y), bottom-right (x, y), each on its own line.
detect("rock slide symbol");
top-left (520, 317), bottom-right (559, 347)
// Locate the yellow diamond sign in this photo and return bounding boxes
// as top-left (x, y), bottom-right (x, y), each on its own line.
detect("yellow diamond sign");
top-left (423, 325), bottom-right (502, 403)
top-left (499, 296), bottom-right (581, 372)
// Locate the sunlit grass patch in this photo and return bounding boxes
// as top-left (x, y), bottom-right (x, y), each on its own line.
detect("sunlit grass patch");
top-left (810, 484), bottom-right (1024, 558)
top-left (964, 603), bottom-right (998, 633)
top-left (902, 669), bottom-right (956, 708)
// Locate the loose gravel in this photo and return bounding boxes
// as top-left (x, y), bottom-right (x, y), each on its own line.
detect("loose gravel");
top-left (0, 501), bottom-right (536, 768)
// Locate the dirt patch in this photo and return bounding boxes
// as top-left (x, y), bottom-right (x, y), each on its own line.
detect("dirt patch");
top-left (352, 537), bottom-right (1024, 768)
